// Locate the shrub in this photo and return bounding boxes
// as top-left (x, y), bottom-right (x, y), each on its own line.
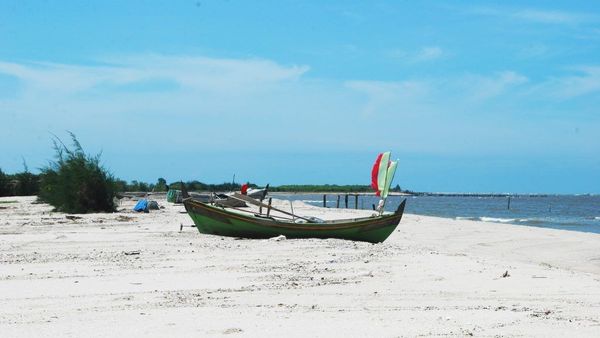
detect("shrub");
top-left (0, 166), bottom-right (40, 196)
top-left (114, 179), bottom-right (128, 192)
top-left (38, 133), bottom-right (116, 213)
top-left (13, 171), bottom-right (40, 196)
top-left (0, 168), bottom-right (8, 197)
top-left (154, 177), bottom-right (168, 192)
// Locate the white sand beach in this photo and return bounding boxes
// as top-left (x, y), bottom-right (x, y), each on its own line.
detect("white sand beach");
top-left (1, 195), bottom-right (599, 337)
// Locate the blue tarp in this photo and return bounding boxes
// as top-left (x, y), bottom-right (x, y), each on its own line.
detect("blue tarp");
top-left (133, 199), bottom-right (148, 213)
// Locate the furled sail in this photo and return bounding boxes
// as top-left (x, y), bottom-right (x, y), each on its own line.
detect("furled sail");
top-left (371, 153), bottom-right (383, 192)
top-left (381, 160), bottom-right (397, 199)
top-left (377, 152), bottom-right (391, 195)
top-left (371, 151), bottom-right (398, 199)
top-left (371, 151), bottom-right (392, 197)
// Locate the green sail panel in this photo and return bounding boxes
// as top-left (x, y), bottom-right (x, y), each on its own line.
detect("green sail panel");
top-left (377, 151), bottom-right (391, 194)
top-left (381, 160), bottom-right (397, 198)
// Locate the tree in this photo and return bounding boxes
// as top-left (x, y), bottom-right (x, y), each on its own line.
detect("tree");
top-left (0, 168), bottom-right (8, 197)
top-left (114, 179), bottom-right (128, 192)
top-left (8, 161), bottom-right (40, 196)
top-left (13, 171), bottom-right (39, 196)
top-left (38, 133), bottom-right (116, 213)
top-left (154, 177), bottom-right (168, 192)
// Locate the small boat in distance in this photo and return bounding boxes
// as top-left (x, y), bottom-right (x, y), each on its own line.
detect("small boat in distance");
top-left (245, 185), bottom-right (269, 200)
top-left (168, 184), bottom-right (269, 207)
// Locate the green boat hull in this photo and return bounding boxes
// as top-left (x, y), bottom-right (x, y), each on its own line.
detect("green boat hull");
top-left (183, 199), bottom-right (406, 243)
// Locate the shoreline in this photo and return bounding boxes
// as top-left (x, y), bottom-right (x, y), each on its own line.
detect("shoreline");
top-left (1, 196), bottom-right (600, 336)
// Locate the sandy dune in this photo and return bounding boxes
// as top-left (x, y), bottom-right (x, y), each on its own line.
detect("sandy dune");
top-left (1, 196), bottom-right (599, 337)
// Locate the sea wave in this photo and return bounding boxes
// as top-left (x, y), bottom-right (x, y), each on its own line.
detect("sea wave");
top-left (595, 217), bottom-right (600, 220)
top-left (516, 218), bottom-right (544, 225)
top-left (476, 217), bottom-right (557, 225)
top-left (480, 217), bottom-right (517, 223)
top-left (455, 216), bottom-right (478, 221)
top-left (455, 216), bottom-right (520, 223)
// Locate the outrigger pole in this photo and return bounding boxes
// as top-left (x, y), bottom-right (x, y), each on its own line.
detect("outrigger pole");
top-left (228, 193), bottom-right (316, 223)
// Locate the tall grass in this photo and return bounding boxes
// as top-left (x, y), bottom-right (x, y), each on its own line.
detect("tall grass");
top-left (38, 133), bottom-right (116, 213)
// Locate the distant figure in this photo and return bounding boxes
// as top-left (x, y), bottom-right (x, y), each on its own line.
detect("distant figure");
top-left (241, 183), bottom-right (249, 195)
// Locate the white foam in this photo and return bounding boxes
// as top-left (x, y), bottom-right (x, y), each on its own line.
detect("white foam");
top-left (455, 216), bottom-right (477, 221)
top-left (480, 217), bottom-right (517, 223)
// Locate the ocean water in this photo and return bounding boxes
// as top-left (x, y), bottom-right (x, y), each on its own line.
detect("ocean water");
top-left (272, 193), bottom-right (600, 234)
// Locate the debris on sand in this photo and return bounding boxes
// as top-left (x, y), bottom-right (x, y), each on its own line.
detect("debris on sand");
top-left (116, 215), bottom-right (135, 222)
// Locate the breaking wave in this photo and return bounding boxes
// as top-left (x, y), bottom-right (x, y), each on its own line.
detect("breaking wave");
top-left (480, 217), bottom-right (518, 223)
top-left (455, 216), bottom-right (532, 224)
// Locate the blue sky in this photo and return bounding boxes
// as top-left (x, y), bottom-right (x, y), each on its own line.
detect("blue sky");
top-left (1, 1), bottom-right (599, 193)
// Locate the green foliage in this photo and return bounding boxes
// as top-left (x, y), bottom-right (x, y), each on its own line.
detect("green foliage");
top-left (154, 177), bottom-right (168, 192)
top-left (13, 171), bottom-right (40, 196)
top-left (112, 178), bottom-right (169, 193)
top-left (110, 178), bottom-right (408, 194)
top-left (38, 133), bottom-right (116, 213)
top-left (269, 184), bottom-right (373, 193)
top-left (0, 166), bottom-right (40, 196)
top-left (131, 180), bottom-right (151, 192)
top-left (0, 168), bottom-right (9, 196)
top-left (114, 179), bottom-right (128, 192)
top-left (177, 180), bottom-right (260, 192)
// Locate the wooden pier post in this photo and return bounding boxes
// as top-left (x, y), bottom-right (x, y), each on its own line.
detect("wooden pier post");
top-left (323, 194), bottom-right (327, 208)
top-left (336, 195), bottom-right (340, 208)
top-left (507, 196), bottom-right (511, 210)
top-left (344, 194), bottom-right (349, 208)
top-left (355, 194), bottom-right (359, 209)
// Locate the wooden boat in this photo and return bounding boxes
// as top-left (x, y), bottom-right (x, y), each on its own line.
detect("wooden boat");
top-left (183, 193), bottom-right (406, 243)
top-left (246, 187), bottom-right (268, 200)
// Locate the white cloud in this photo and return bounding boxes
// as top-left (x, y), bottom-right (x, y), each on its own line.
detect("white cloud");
top-left (517, 43), bottom-right (550, 59)
top-left (531, 66), bottom-right (600, 100)
top-left (0, 54), bottom-right (598, 173)
top-left (0, 55), bottom-right (313, 155)
top-left (345, 80), bottom-right (428, 99)
top-left (345, 80), bottom-right (430, 117)
top-left (386, 46), bottom-right (445, 63)
top-left (469, 6), bottom-right (595, 25)
top-left (461, 71), bottom-right (529, 102)
top-left (415, 47), bottom-right (443, 61)
top-left (512, 9), bottom-right (587, 24)
top-left (0, 55), bottom-right (310, 97)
